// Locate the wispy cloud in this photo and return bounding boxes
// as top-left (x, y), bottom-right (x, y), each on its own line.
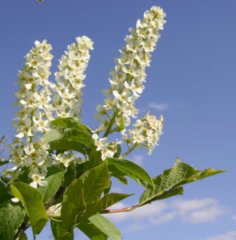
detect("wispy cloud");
top-left (105, 198), bottom-right (227, 232)
top-left (232, 215), bottom-right (236, 221)
top-left (147, 102), bottom-right (184, 112)
top-left (110, 186), bottom-right (123, 193)
top-left (206, 231), bottom-right (236, 240)
top-left (131, 155), bottom-right (144, 166)
top-left (148, 103), bottom-right (169, 111)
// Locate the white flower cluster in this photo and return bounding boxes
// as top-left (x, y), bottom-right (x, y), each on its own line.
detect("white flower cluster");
top-left (122, 114), bottom-right (163, 155)
top-left (9, 40), bottom-right (54, 187)
top-left (94, 6), bottom-right (166, 132)
top-left (53, 36), bottom-right (94, 120)
top-left (92, 134), bottom-right (121, 160)
top-left (7, 6), bottom-right (166, 187)
top-left (8, 37), bottom-right (94, 188)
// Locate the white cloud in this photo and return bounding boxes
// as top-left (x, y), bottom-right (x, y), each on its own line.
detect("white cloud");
top-left (148, 103), bottom-right (169, 111)
top-left (105, 198), bottom-right (226, 232)
top-left (232, 215), bottom-right (236, 221)
top-left (206, 231), bottom-right (236, 240)
top-left (131, 155), bottom-right (144, 166)
top-left (173, 198), bottom-right (226, 224)
top-left (110, 186), bottom-right (123, 193)
top-left (123, 223), bottom-right (146, 233)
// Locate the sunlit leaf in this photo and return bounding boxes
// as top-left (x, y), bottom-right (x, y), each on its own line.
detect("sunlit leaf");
top-left (108, 158), bottom-right (154, 187)
top-left (89, 214), bottom-right (122, 240)
top-left (61, 161), bottom-right (110, 231)
top-left (10, 182), bottom-right (49, 236)
top-left (139, 159), bottom-right (225, 205)
top-left (38, 170), bottom-right (66, 204)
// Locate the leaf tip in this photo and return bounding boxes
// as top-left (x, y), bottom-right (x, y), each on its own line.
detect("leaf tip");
top-left (175, 156), bottom-right (182, 163)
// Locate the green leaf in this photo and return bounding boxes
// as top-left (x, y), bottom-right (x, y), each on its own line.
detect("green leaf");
top-left (63, 128), bottom-right (94, 147)
top-left (17, 232), bottom-right (28, 240)
top-left (0, 182), bottom-right (11, 206)
top-left (49, 139), bottom-right (87, 155)
top-left (89, 214), bottom-right (122, 240)
top-left (77, 221), bottom-right (108, 240)
top-left (108, 158), bottom-right (154, 187)
top-left (38, 170), bottom-right (66, 204)
top-left (108, 165), bottom-right (128, 185)
top-left (42, 129), bottom-right (63, 144)
top-left (43, 128), bottom-right (94, 149)
top-left (139, 160), bottom-right (225, 206)
top-left (10, 182), bottom-right (49, 236)
top-left (51, 219), bottom-right (74, 240)
top-left (61, 161), bottom-right (110, 231)
top-left (0, 203), bottom-right (25, 240)
top-left (79, 193), bottom-right (133, 222)
top-left (113, 144), bottom-right (121, 159)
top-left (51, 117), bottom-right (92, 134)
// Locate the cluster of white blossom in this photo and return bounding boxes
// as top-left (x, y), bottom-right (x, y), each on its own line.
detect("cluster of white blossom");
top-left (92, 134), bottom-right (121, 160)
top-left (53, 36), bottom-right (94, 120)
top-left (93, 6), bottom-right (166, 156)
top-left (9, 40), bottom-right (54, 188)
top-left (8, 37), bottom-right (94, 188)
top-left (7, 6), bottom-right (165, 187)
top-left (94, 6), bottom-right (166, 134)
top-left (122, 114), bottom-right (163, 155)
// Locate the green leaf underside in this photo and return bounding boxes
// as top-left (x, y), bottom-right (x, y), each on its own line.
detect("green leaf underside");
top-left (89, 214), bottom-right (122, 240)
top-left (0, 203), bottom-right (25, 240)
top-left (108, 158), bottom-right (154, 187)
top-left (10, 182), bottom-right (49, 236)
top-left (77, 221), bottom-right (108, 240)
top-left (50, 117), bottom-right (92, 134)
top-left (51, 219), bottom-right (74, 240)
top-left (63, 128), bottom-right (94, 147)
top-left (61, 161), bottom-right (110, 231)
top-left (49, 139), bottom-right (87, 155)
top-left (139, 160), bottom-right (225, 205)
top-left (38, 170), bottom-right (66, 204)
top-left (42, 129), bottom-right (62, 144)
top-left (107, 164), bottom-right (128, 185)
top-left (43, 128), bottom-right (94, 148)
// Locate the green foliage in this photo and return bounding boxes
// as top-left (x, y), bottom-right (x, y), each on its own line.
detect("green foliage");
top-left (61, 161), bottom-right (110, 231)
top-left (0, 203), bottom-right (25, 240)
top-left (0, 182), bottom-right (11, 206)
top-left (139, 159), bottom-right (225, 206)
top-left (89, 214), bottom-right (122, 240)
top-left (38, 170), bottom-right (66, 204)
top-left (10, 182), bottom-right (49, 236)
top-left (108, 158), bottom-right (154, 187)
top-left (51, 219), bottom-right (74, 240)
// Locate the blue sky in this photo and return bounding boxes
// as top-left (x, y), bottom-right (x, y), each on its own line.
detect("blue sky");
top-left (0, 0), bottom-right (236, 239)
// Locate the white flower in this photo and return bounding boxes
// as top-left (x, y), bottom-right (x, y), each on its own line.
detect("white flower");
top-left (29, 173), bottom-right (47, 188)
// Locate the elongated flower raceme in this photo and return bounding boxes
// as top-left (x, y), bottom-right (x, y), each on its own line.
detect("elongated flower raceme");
top-left (53, 36), bottom-right (94, 120)
top-left (9, 40), bottom-right (54, 187)
top-left (93, 6), bottom-right (166, 158)
top-left (95, 6), bottom-right (166, 132)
